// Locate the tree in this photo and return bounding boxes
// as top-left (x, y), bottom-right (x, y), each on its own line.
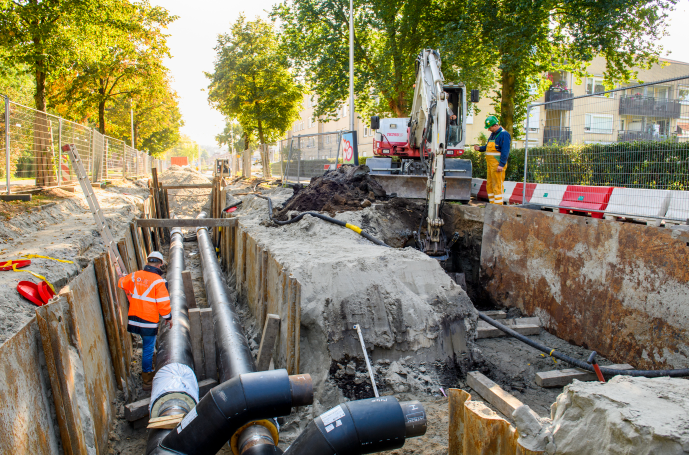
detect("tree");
top-left (48, 1), bottom-right (175, 135)
top-left (101, 78), bottom-right (183, 157)
top-left (441, 0), bottom-right (677, 136)
top-left (216, 118), bottom-right (245, 153)
top-left (206, 15), bottom-right (303, 177)
top-left (166, 134), bottom-right (200, 163)
top-left (273, 0), bottom-right (440, 121)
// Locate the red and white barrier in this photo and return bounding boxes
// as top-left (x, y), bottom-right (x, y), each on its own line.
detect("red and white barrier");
top-left (471, 179), bottom-right (485, 197)
top-left (666, 190), bottom-right (689, 222)
top-left (529, 184), bottom-right (567, 207)
top-left (605, 188), bottom-right (671, 220)
top-left (559, 185), bottom-right (613, 219)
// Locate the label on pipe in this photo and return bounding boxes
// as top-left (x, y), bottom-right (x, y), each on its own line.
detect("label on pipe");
top-left (320, 405), bottom-right (345, 427)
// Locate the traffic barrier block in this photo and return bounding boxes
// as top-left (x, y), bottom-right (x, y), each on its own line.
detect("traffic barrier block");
top-left (666, 190), bottom-right (689, 222)
top-left (471, 178), bottom-right (485, 197)
top-left (604, 188), bottom-right (671, 221)
top-left (502, 181), bottom-right (517, 204)
top-left (530, 184), bottom-right (567, 208)
top-left (559, 185), bottom-right (613, 219)
top-left (508, 182), bottom-right (536, 205)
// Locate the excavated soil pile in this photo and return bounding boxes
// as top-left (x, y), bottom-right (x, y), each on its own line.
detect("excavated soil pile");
top-left (276, 165), bottom-right (387, 219)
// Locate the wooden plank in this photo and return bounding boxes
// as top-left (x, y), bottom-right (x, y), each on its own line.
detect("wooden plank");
top-left (36, 301), bottom-right (90, 455)
top-left (147, 414), bottom-right (184, 429)
top-left (136, 218), bottom-right (237, 228)
top-left (535, 364), bottom-right (634, 388)
top-left (62, 265), bottom-right (117, 454)
top-left (160, 184), bottom-right (213, 189)
top-left (125, 378), bottom-right (218, 422)
top-left (150, 168), bottom-right (165, 242)
top-left (130, 222), bottom-right (147, 270)
top-left (0, 319), bottom-right (61, 454)
top-left (477, 322), bottom-right (541, 339)
top-left (94, 255), bottom-right (127, 391)
top-left (256, 314), bottom-right (281, 371)
top-left (0, 194), bottom-right (31, 201)
top-left (182, 270), bottom-right (197, 309)
top-left (106, 251), bottom-right (133, 375)
top-left (482, 310), bottom-right (507, 319)
top-left (122, 231), bottom-right (139, 273)
top-left (466, 371), bottom-right (524, 419)
top-left (188, 308), bottom-right (205, 380)
top-left (200, 308), bottom-right (217, 380)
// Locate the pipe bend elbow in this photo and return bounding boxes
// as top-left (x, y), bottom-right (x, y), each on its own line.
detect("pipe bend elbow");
top-left (158, 370), bottom-right (311, 455)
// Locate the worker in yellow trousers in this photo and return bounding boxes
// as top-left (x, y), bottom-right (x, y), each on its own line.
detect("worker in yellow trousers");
top-left (474, 115), bottom-right (511, 205)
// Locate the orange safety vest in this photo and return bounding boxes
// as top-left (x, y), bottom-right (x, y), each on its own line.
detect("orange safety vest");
top-left (118, 269), bottom-right (171, 336)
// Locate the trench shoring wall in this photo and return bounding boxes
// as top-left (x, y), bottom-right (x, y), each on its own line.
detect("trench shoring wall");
top-left (480, 204), bottom-right (689, 370)
top-left (0, 198), bottom-right (157, 454)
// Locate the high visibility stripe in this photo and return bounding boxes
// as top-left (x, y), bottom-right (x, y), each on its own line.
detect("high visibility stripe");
top-left (141, 279), bottom-right (166, 298)
top-left (161, 313), bottom-right (171, 319)
top-left (128, 320), bottom-right (158, 328)
top-left (486, 152), bottom-right (501, 156)
top-left (132, 295), bottom-right (170, 303)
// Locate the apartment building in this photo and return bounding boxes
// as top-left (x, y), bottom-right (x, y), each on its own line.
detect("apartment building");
top-left (465, 56), bottom-right (689, 149)
top-left (286, 57), bottom-right (689, 157)
top-left (285, 94), bottom-right (377, 158)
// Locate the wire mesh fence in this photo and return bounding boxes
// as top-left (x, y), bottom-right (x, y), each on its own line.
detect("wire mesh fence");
top-left (523, 75), bottom-right (689, 224)
top-left (1, 96), bottom-right (154, 193)
top-left (280, 131), bottom-right (344, 183)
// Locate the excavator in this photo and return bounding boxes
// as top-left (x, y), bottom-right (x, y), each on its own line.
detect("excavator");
top-left (369, 49), bottom-right (479, 260)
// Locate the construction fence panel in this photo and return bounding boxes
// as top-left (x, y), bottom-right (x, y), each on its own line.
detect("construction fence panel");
top-left (523, 75), bottom-right (689, 224)
top-left (281, 131), bottom-right (344, 184)
top-left (0, 94), bottom-right (152, 192)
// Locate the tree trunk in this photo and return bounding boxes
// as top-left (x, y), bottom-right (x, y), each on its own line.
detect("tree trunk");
top-left (500, 69), bottom-right (516, 136)
top-left (242, 133), bottom-right (251, 179)
top-left (32, 30), bottom-right (54, 187)
top-left (98, 100), bottom-right (106, 134)
top-left (256, 118), bottom-right (271, 178)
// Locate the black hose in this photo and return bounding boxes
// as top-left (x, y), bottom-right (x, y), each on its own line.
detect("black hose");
top-left (478, 313), bottom-right (689, 378)
top-left (222, 200), bottom-right (243, 212)
top-left (255, 195), bottom-right (389, 248)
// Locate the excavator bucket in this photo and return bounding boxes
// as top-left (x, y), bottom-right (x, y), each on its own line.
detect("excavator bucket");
top-left (367, 158), bottom-right (472, 202)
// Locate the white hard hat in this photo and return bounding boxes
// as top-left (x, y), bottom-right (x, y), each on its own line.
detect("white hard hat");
top-left (147, 251), bottom-right (165, 265)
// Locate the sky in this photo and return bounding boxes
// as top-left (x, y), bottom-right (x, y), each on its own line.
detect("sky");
top-left (154, 0), bottom-right (689, 148)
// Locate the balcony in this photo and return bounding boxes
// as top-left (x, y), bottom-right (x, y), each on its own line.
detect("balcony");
top-left (545, 88), bottom-right (574, 111)
top-left (617, 130), bottom-right (678, 143)
top-left (618, 95), bottom-right (681, 118)
top-left (543, 126), bottom-right (572, 145)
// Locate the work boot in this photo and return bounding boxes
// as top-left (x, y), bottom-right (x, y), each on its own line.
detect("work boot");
top-left (142, 371), bottom-right (154, 392)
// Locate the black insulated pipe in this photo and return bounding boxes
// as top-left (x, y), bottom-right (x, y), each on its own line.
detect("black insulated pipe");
top-left (155, 369), bottom-right (312, 455)
top-left (478, 312), bottom-right (689, 377)
top-left (145, 226), bottom-right (198, 454)
top-left (196, 211), bottom-right (256, 379)
top-left (283, 397), bottom-right (427, 455)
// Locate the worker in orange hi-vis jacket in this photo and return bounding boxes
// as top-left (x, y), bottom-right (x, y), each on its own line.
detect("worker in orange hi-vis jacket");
top-left (117, 251), bottom-right (172, 391)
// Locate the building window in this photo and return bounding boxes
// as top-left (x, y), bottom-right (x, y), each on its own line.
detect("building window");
top-left (466, 109), bottom-right (474, 125)
top-left (586, 77), bottom-right (614, 98)
top-left (678, 86), bottom-right (689, 104)
top-left (585, 114), bottom-right (614, 134)
top-left (308, 118), bottom-right (314, 129)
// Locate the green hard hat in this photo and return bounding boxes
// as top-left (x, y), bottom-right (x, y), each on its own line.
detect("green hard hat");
top-left (484, 115), bottom-right (499, 129)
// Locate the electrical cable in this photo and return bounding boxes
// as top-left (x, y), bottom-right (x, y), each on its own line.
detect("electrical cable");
top-left (478, 312), bottom-right (689, 378)
top-left (255, 195), bottom-right (389, 248)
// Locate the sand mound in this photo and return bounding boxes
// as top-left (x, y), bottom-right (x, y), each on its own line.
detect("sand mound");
top-left (276, 165), bottom-right (387, 219)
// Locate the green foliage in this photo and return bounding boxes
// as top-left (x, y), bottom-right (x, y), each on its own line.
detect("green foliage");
top-left (441, 0), bottom-right (676, 138)
top-left (206, 15), bottom-right (304, 147)
top-left (166, 135), bottom-right (201, 162)
top-left (216, 119), bottom-right (246, 152)
top-left (464, 140), bottom-right (688, 190)
top-left (273, 0), bottom-right (440, 120)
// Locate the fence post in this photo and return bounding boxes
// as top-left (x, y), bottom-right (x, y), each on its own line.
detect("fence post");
top-left (4, 96), bottom-right (9, 194)
top-left (334, 132), bottom-right (342, 170)
top-left (57, 118), bottom-right (62, 185)
top-left (296, 136), bottom-right (301, 185)
top-left (522, 104), bottom-right (531, 205)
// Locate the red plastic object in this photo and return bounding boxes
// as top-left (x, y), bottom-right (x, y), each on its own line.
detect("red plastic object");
top-left (37, 281), bottom-right (55, 303)
top-left (508, 183), bottom-right (537, 205)
top-left (0, 259), bottom-right (31, 271)
top-left (226, 207), bottom-right (238, 213)
top-left (477, 181), bottom-right (488, 201)
top-left (17, 281), bottom-right (45, 306)
top-left (559, 185), bottom-right (613, 219)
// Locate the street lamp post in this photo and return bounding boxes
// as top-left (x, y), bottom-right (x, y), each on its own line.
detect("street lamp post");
top-left (349, 0), bottom-right (354, 133)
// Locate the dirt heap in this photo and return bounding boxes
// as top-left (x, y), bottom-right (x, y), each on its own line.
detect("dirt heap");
top-left (276, 165), bottom-right (387, 219)
top-left (158, 167), bottom-right (213, 218)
